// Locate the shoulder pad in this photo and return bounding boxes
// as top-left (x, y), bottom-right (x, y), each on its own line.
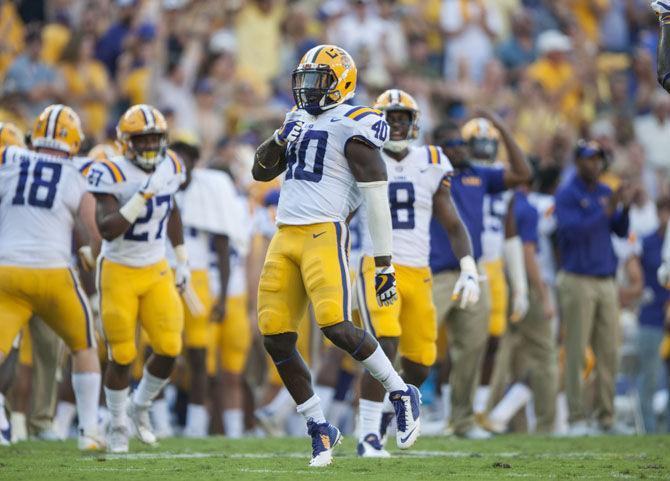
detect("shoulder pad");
top-left (166, 149), bottom-right (185, 176)
top-left (86, 157), bottom-right (126, 190)
top-left (74, 157), bottom-right (96, 177)
top-left (343, 106), bottom-right (384, 122)
top-left (425, 145), bottom-right (454, 173)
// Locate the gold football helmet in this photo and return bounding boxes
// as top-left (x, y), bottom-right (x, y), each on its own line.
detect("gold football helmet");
top-left (0, 122), bottom-right (26, 148)
top-left (116, 104), bottom-right (168, 170)
top-left (293, 45), bottom-right (357, 114)
top-left (373, 89), bottom-right (420, 152)
top-left (461, 117), bottom-right (500, 161)
top-left (32, 104), bottom-right (84, 155)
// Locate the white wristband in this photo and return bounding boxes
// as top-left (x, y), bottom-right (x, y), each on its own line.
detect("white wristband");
top-left (174, 244), bottom-right (188, 264)
top-left (119, 192), bottom-right (147, 224)
top-left (358, 180), bottom-right (393, 258)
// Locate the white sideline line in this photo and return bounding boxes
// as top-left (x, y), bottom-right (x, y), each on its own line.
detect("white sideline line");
top-left (82, 450), bottom-right (651, 462)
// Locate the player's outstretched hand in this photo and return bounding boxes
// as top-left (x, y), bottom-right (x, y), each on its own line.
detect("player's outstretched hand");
top-left (451, 255), bottom-right (480, 308)
top-left (375, 265), bottom-right (398, 307)
top-left (273, 110), bottom-right (310, 146)
top-left (175, 261), bottom-right (191, 294)
top-left (140, 157), bottom-right (172, 198)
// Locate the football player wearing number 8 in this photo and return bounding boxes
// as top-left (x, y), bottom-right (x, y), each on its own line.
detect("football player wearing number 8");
top-left (0, 105), bottom-right (104, 450)
top-left (353, 90), bottom-right (478, 457)
top-left (87, 104), bottom-right (188, 453)
top-left (252, 45), bottom-right (421, 467)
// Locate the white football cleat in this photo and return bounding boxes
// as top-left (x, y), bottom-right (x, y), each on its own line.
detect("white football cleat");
top-left (78, 430), bottom-right (105, 451)
top-left (390, 384), bottom-right (421, 449)
top-left (357, 433), bottom-right (391, 458)
top-left (307, 420), bottom-right (342, 467)
top-left (457, 425), bottom-right (492, 440)
top-left (106, 425), bottom-right (129, 453)
top-left (127, 401), bottom-right (157, 445)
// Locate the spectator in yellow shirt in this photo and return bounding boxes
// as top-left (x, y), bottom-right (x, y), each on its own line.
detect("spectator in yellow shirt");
top-left (59, 33), bottom-right (113, 140)
top-left (527, 30), bottom-right (581, 124)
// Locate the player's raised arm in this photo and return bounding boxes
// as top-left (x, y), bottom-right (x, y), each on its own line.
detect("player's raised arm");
top-left (345, 138), bottom-right (397, 306)
top-left (252, 111), bottom-right (307, 182)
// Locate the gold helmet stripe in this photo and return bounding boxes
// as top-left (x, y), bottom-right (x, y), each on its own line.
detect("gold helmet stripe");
top-left (46, 104), bottom-right (64, 139)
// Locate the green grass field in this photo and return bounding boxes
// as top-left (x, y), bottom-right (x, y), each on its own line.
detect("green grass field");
top-left (2, 435), bottom-right (670, 481)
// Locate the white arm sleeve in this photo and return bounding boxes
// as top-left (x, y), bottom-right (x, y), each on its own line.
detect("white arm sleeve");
top-left (663, 221), bottom-right (670, 263)
top-left (504, 236), bottom-right (528, 297)
top-left (358, 180), bottom-right (393, 258)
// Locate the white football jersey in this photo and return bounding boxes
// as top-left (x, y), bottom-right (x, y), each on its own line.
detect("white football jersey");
top-left (276, 104), bottom-right (388, 226)
top-left (383, 145), bottom-right (452, 267)
top-left (481, 190), bottom-right (512, 263)
top-left (528, 192), bottom-right (557, 286)
top-left (170, 168), bottom-right (239, 270)
top-left (87, 152), bottom-right (185, 267)
top-left (0, 146), bottom-right (89, 268)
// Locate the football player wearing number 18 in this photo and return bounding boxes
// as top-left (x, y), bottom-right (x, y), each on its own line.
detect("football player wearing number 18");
top-left (354, 90), bottom-right (479, 457)
top-left (252, 45), bottom-right (420, 467)
top-left (0, 105), bottom-right (103, 450)
top-left (87, 105), bottom-right (188, 453)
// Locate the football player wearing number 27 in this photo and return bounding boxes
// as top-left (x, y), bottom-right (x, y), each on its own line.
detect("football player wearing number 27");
top-left (87, 104), bottom-right (188, 453)
top-left (252, 45), bottom-right (421, 467)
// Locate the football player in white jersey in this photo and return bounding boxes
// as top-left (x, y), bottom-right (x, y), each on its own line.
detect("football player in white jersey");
top-left (353, 89), bottom-right (479, 457)
top-left (252, 45), bottom-right (421, 467)
top-left (87, 104), bottom-right (188, 453)
top-left (168, 139), bottom-right (243, 438)
top-left (0, 105), bottom-right (103, 450)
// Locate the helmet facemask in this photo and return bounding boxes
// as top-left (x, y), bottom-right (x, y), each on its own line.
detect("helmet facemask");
top-left (127, 132), bottom-right (167, 170)
top-left (468, 137), bottom-right (499, 161)
top-left (292, 66), bottom-right (340, 115)
top-left (384, 108), bottom-right (417, 153)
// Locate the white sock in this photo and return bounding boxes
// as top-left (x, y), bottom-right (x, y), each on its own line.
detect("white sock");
top-left (184, 403), bottom-right (209, 437)
top-left (360, 346), bottom-right (407, 393)
top-left (54, 401), bottom-right (77, 439)
top-left (0, 393), bottom-right (9, 431)
top-left (330, 399), bottom-right (351, 427)
top-left (441, 384), bottom-right (452, 422)
top-left (72, 372), bottom-right (101, 435)
top-left (223, 408), bottom-right (244, 438)
top-left (263, 387), bottom-right (295, 419)
top-left (314, 385), bottom-right (336, 418)
top-left (474, 385), bottom-right (490, 414)
top-left (104, 386), bottom-right (129, 428)
top-left (133, 368), bottom-right (169, 407)
top-left (653, 389), bottom-right (668, 415)
top-left (489, 383), bottom-right (532, 428)
top-left (358, 399), bottom-right (383, 441)
top-left (554, 391), bottom-right (569, 434)
top-left (296, 394), bottom-right (326, 424)
top-left (10, 412), bottom-right (27, 442)
top-left (525, 396), bottom-right (536, 433)
top-left (151, 398), bottom-right (172, 435)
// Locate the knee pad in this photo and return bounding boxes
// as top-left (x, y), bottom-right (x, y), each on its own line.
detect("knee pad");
top-left (153, 334), bottom-right (182, 358)
top-left (110, 340), bottom-right (137, 366)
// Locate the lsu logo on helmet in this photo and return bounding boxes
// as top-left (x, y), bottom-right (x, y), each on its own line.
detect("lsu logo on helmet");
top-left (462, 118), bottom-right (500, 161)
top-left (293, 44), bottom-right (357, 115)
top-left (0, 122), bottom-right (26, 148)
top-left (116, 104), bottom-right (168, 171)
top-left (32, 104), bottom-right (84, 155)
top-left (373, 89), bottom-right (420, 152)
